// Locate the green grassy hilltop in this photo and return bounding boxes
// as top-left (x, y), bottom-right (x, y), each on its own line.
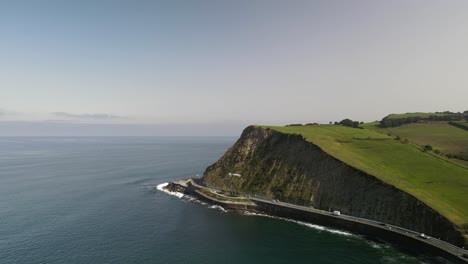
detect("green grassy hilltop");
top-left (262, 121), bottom-right (468, 232)
top-left (365, 121), bottom-right (468, 167)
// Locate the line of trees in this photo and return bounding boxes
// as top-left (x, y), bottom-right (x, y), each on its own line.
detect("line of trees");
top-left (448, 121), bottom-right (468, 131)
top-left (380, 112), bottom-right (467, 128)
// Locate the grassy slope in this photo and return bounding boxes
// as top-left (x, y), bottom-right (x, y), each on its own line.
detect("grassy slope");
top-left (456, 159), bottom-right (468, 168)
top-left (365, 122), bottom-right (468, 154)
top-left (364, 121), bottom-right (468, 168)
top-left (261, 125), bottom-right (468, 228)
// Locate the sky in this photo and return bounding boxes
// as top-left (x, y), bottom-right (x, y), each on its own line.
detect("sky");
top-left (1, 0), bottom-right (467, 136)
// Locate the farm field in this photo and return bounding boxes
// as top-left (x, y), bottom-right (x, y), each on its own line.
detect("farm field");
top-left (365, 121), bottom-right (468, 155)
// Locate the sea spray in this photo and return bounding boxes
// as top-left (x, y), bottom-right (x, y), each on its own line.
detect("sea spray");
top-left (156, 183), bottom-right (228, 212)
top-left (156, 182), bottom-right (184, 198)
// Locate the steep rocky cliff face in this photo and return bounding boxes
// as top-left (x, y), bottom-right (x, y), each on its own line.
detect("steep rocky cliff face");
top-left (203, 126), bottom-right (465, 246)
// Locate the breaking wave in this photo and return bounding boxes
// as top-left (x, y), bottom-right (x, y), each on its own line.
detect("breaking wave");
top-left (156, 182), bottom-right (184, 198)
top-left (156, 183), bottom-right (226, 213)
top-left (244, 211), bottom-right (354, 236)
top-left (208, 205), bottom-right (227, 213)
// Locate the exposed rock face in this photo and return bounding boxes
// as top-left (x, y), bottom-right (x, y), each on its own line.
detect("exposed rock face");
top-left (203, 126), bottom-right (465, 246)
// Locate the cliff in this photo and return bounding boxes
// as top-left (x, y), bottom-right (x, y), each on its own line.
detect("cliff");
top-left (202, 126), bottom-right (466, 246)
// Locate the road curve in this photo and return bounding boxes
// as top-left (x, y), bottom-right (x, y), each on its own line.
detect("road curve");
top-left (249, 196), bottom-right (467, 261)
top-left (186, 179), bottom-right (468, 262)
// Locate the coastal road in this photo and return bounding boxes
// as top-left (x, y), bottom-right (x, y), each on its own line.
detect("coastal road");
top-left (249, 196), bottom-right (468, 261)
top-left (187, 179), bottom-right (468, 261)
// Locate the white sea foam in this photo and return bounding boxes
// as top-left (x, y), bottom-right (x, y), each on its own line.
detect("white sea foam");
top-left (366, 240), bottom-right (392, 250)
top-left (369, 242), bottom-right (382, 249)
top-left (208, 205), bottom-right (227, 213)
top-left (185, 196), bottom-right (208, 206)
top-left (156, 182), bottom-right (184, 198)
top-left (244, 211), bottom-right (354, 236)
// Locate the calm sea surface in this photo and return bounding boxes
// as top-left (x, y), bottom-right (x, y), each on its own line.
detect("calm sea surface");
top-left (0, 137), bottom-right (450, 263)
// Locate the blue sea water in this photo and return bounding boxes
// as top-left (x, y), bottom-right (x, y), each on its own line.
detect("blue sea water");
top-left (0, 137), bottom-right (449, 263)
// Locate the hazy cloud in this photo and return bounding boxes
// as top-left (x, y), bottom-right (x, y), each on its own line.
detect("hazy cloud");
top-left (0, 121), bottom-right (246, 136)
top-left (0, 108), bottom-right (20, 118)
top-left (51, 112), bottom-right (126, 120)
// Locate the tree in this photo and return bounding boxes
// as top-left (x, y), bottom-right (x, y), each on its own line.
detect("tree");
top-left (339, 119), bottom-right (354, 127)
top-left (423, 145), bottom-right (433, 152)
top-left (380, 117), bottom-right (392, 127)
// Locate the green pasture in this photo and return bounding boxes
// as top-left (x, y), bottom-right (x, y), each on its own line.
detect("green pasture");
top-left (367, 122), bottom-right (468, 155)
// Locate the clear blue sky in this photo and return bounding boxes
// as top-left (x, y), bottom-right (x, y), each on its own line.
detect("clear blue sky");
top-left (1, 0), bottom-right (467, 135)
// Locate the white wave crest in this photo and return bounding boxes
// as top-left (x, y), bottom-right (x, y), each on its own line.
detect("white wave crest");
top-left (209, 205), bottom-right (227, 213)
top-left (185, 196), bottom-right (208, 206)
top-left (371, 243), bottom-right (382, 249)
top-left (244, 211), bottom-right (353, 236)
top-left (156, 182), bottom-right (184, 198)
top-left (161, 189), bottom-right (223, 211)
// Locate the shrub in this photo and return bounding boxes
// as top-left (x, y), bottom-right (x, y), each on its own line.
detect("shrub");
top-left (339, 119), bottom-right (361, 128)
top-left (423, 145), bottom-right (433, 152)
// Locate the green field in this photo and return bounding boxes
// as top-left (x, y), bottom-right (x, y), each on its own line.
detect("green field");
top-left (366, 122), bottom-right (468, 155)
top-left (261, 125), bottom-right (468, 229)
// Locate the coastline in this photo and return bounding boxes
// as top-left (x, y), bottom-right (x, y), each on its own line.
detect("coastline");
top-left (164, 179), bottom-right (468, 264)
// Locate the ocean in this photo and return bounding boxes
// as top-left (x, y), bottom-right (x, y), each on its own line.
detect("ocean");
top-left (0, 137), bottom-right (450, 263)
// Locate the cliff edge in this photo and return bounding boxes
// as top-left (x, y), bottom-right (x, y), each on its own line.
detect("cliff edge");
top-left (203, 125), bottom-right (466, 246)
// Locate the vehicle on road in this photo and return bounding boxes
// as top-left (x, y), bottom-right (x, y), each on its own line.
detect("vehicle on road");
top-left (420, 233), bottom-right (430, 239)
